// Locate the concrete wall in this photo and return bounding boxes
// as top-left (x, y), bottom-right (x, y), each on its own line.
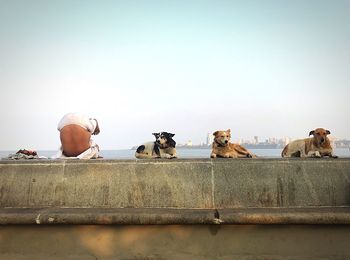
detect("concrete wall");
top-left (1, 159), bottom-right (350, 259)
top-left (1, 158), bottom-right (350, 224)
top-left (0, 158), bottom-right (350, 209)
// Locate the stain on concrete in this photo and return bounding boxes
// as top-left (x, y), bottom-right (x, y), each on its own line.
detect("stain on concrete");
top-left (287, 178), bottom-right (296, 206)
top-left (277, 176), bottom-right (284, 207)
top-left (101, 185), bottom-right (110, 206)
top-left (258, 187), bottom-right (273, 207)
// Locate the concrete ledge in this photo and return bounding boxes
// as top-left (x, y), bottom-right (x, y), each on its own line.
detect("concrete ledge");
top-left (1, 207), bottom-right (350, 225)
top-left (218, 207), bottom-right (350, 224)
top-left (1, 158), bottom-right (350, 208)
top-left (0, 208), bottom-right (215, 225)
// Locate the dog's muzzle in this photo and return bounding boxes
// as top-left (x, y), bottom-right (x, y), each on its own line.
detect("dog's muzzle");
top-left (215, 140), bottom-right (228, 147)
top-left (319, 137), bottom-right (325, 144)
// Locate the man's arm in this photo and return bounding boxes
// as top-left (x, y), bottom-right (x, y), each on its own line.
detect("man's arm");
top-left (92, 119), bottom-right (100, 135)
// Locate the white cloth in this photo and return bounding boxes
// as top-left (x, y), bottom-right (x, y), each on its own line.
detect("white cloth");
top-left (57, 112), bottom-right (97, 133)
top-left (51, 140), bottom-right (100, 159)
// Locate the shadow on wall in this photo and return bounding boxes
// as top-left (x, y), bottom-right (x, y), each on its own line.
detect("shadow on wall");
top-left (1, 225), bottom-right (350, 259)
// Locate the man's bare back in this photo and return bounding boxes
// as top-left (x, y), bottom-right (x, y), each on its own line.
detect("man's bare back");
top-left (60, 125), bottom-right (92, 157)
top-left (57, 113), bottom-right (100, 158)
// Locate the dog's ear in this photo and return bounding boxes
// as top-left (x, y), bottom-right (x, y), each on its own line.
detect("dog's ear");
top-left (309, 130), bottom-right (315, 136)
top-left (227, 129), bottom-right (231, 133)
top-left (326, 130), bottom-right (331, 135)
top-left (168, 133), bottom-right (175, 138)
top-left (168, 138), bottom-right (176, 148)
top-left (213, 131), bottom-right (218, 136)
top-left (152, 133), bottom-right (159, 137)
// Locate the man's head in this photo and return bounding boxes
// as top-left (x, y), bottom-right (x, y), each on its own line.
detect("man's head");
top-left (92, 119), bottom-right (100, 135)
top-left (213, 129), bottom-right (231, 146)
top-left (309, 128), bottom-right (330, 145)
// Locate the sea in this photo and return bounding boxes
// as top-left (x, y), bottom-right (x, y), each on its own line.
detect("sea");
top-left (1, 148), bottom-right (350, 160)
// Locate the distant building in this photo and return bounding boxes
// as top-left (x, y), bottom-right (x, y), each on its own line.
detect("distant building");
top-left (254, 136), bottom-right (259, 144)
top-left (186, 140), bottom-right (193, 146)
top-left (268, 137), bottom-right (277, 144)
top-left (334, 139), bottom-right (350, 148)
top-left (206, 133), bottom-right (213, 146)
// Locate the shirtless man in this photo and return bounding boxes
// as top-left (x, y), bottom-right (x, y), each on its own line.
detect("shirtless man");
top-left (57, 113), bottom-right (100, 159)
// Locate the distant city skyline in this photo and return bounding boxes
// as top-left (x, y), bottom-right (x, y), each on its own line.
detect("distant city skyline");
top-left (178, 133), bottom-right (349, 149)
top-left (1, 1), bottom-right (349, 150)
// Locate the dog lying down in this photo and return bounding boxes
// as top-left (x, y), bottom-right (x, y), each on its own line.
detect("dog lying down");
top-left (135, 132), bottom-right (177, 159)
top-left (211, 129), bottom-right (256, 158)
top-left (282, 128), bottom-right (337, 158)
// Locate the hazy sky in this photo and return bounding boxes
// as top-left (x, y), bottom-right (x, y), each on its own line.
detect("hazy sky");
top-left (1, 0), bottom-right (349, 150)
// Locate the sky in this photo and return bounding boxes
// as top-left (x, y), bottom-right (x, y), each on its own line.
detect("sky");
top-left (0, 0), bottom-right (349, 150)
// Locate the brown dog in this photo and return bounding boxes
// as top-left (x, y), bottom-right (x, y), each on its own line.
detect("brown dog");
top-left (281, 128), bottom-right (337, 158)
top-left (211, 129), bottom-right (256, 158)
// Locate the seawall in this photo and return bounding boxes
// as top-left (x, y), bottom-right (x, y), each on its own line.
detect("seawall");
top-left (0, 158), bottom-right (349, 224)
top-left (1, 158), bottom-right (350, 259)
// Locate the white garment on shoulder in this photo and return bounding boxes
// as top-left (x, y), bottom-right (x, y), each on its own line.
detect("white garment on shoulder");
top-left (57, 112), bottom-right (97, 133)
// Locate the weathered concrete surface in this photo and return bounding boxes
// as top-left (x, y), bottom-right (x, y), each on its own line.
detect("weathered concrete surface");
top-left (1, 225), bottom-right (350, 259)
top-left (0, 158), bottom-right (349, 209)
top-left (0, 208), bottom-right (216, 225)
top-left (0, 160), bottom-right (213, 208)
top-left (1, 207), bottom-right (350, 225)
top-left (213, 159), bottom-right (350, 208)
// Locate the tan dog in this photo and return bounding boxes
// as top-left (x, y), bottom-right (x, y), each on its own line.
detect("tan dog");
top-left (211, 129), bottom-right (256, 158)
top-left (281, 128), bottom-right (337, 158)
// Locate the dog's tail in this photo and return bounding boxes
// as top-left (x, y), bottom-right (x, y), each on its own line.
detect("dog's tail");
top-left (281, 145), bottom-right (288, 157)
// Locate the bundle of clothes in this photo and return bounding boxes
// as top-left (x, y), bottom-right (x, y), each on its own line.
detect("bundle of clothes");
top-left (4, 149), bottom-right (40, 160)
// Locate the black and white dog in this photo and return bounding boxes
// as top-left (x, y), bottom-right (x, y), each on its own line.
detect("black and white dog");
top-left (135, 132), bottom-right (177, 159)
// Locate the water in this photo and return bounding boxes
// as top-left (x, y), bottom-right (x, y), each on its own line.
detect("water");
top-left (1, 148), bottom-right (350, 159)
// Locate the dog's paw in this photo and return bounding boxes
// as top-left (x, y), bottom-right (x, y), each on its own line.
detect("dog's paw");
top-left (309, 151), bottom-right (321, 158)
top-left (210, 154), bottom-right (217, 158)
top-left (164, 154), bottom-right (174, 159)
top-left (310, 154), bottom-right (321, 158)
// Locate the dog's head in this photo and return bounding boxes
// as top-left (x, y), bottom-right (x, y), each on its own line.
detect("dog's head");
top-left (309, 128), bottom-right (331, 145)
top-left (213, 129), bottom-right (231, 147)
top-left (152, 132), bottom-right (176, 148)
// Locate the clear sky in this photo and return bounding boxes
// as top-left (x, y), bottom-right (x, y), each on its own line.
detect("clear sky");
top-left (0, 0), bottom-right (349, 150)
